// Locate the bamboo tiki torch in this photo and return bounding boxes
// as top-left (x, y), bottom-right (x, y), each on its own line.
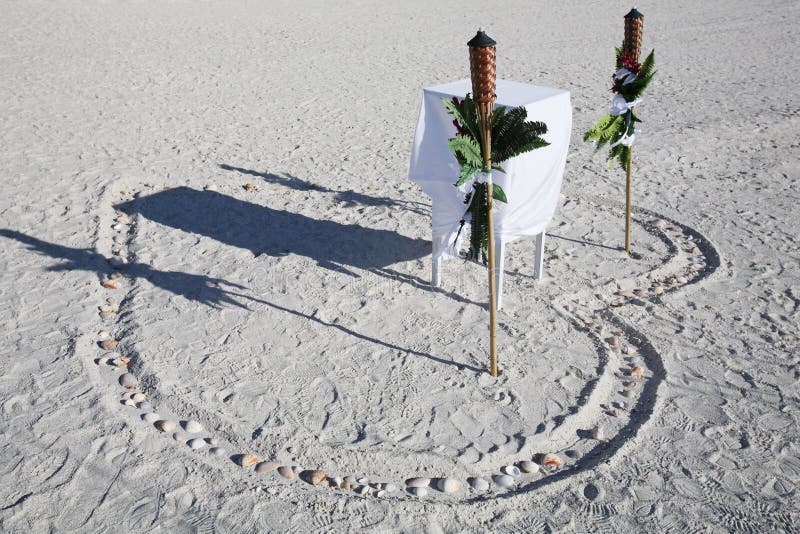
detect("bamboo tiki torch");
top-left (623, 8), bottom-right (643, 255)
top-left (467, 29), bottom-right (499, 377)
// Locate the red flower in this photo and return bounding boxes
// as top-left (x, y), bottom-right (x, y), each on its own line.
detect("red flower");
top-left (619, 51), bottom-right (641, 75)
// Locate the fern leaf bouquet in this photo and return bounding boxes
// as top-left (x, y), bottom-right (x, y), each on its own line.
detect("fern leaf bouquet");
top-left (444, 95), bottom-right (549, 263)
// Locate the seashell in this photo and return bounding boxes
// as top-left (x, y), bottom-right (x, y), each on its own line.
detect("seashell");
top-left (633, 289), bottom-right (649, 298)
top-left (384, 483), bottom-right (400, 493)
top-left (238, 454), bottom-right (259, 467)
top-left (98, 330), bottom-right (111, 340)
top-left (652, 286), bottom-right (664, 295)
top-left (112, 223), bottom-right (124, 231)
top-left (408, 486), bottom-right (428, 497)
top-left (244, 183), bottom-right (255, 191)
top-left (96, 356), bottom-right (111, 366)
top-left (502, 465), bottom-right (521, 477)
top-left (173, 432), bottom-right (189, 443)
top-left (113, 234), bottom-right (126, 244)
top-left (437, 478), bottom-right (461, 494)
top-left (613, 401), bottom-right (628, 410)
top-left (622, 346), bottom-right (638, 355)
top-left (623, 381), bottom-right (637, 389)
top-left (121, 391), bottom-right (134, 400)
top-left (590, 427), bottom-right (605, 441)
top-left (99, 339), bottom-right (119, 350)
top-left (155, 420), bottom-right (176, 433)
top-left (357, 477), bottom-right (370, 485)
top-left (206, 437), bottom-right (218, 446)
top-left (116, 213), bottom-right (131, 224)
top-left (340, 481), bottom-right (352, 490)
top-left (187, 438), bottom-right (205, 450)
top-left (109, 272), bottom-right (122, 280)
top-left (607, 408), bottom-right (620, 417)
top-left (118, 373), bottom-right (138, 389)
top-left (518, 461), bottom-right (539, 474)
top-left (676, 276), bottom-right (688, 284)
top-left (112, 356), bottom-right (130, 367)
top-left (376, 490), bottom-right (386, 498)
top-left (109, 257), bottom-right (127, 267)
top-left (291, 466), bottom-right (302, 475)
top-left (542, 453), bottom-right (562, 468)
top-left (307, 470), bottom-right (327, 486)
top-left (277, 466), bottom-right (295, 480)
top-left (492, 474), bottom-right (514, 489)
top-left (204, 184), bottom-right (218, 192)
top-left (99, 310), bottom-right (115, 319)
top-left (612, 330), bottom-right (624, 337)
top-left (630, 366), bottom-right (645, 378)
top-left (182, 420), bottom-right (202, 433)
top-left (131, 392), bottom-right (146, 402)
top-left (142, 413), bottom-right (160, 424)
top-left (255, 461), bottom-right (281, 474)
top-left (405, 477), bottom-right (431, 488)
top-left (137, 401), bottom-right (152, 411)
top-left (124, 399), bottom-right (136, 407)
top-left (101, 280), bottom-right (119, 289)
top-left (610, 299), bottom-right (625, 307)
top-left (621, 389), bottom-right (635, 398)
top-left (210, 447), bottom-right (226, 457)
top-left (605, 336), bottom-right (619, 347)
top-left (468, 477), bottom-right (490, 491)
top-left (344, 475), bottom-right (358, 485)
top-left (330, 476), bottom-right (343, 487)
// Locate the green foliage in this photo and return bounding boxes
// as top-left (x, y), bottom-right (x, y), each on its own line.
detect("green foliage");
top-left (585, 46), bottom-right (655, 171)
top-left (444, 95), bottom-right (550, 264)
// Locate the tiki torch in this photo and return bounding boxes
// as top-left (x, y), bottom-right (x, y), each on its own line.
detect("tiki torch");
top-left (468, 29), bottom-right (499, 377)
top-left (623, 8), bottom-right (643, 255)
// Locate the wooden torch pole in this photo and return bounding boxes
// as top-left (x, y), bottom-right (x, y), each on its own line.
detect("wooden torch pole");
top-left (624, 8), bottom-right (643, 256)
top-left (468, 29), bottom-right (499, 376)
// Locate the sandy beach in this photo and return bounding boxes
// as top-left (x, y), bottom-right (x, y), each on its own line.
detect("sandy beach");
top-left (1, 0), bottom-right (798, 531)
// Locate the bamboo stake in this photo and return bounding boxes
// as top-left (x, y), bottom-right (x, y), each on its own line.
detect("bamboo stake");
top-left (625, 147), bottom-right (633, 254)
top-left (468, 30), bottom-right (498, 376)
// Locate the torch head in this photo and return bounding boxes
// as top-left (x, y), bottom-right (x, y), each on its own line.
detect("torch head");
top-left (467, 29), bottom-right (497, 104)
top-left (624, 8), bottom-right (644, 62)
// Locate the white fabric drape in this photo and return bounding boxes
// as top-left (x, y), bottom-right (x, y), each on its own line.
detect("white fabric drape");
top-left (408, 79), bottom-right (572, 261)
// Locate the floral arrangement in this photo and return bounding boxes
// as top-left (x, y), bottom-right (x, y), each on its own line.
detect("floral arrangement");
top-left (584, 46), bottom-right (655, 170)
top-left (444, 95), bottom-right (549, 262)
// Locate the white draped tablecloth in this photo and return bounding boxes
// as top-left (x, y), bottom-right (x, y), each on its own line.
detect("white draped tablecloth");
top-left (408, 79), bottom-right (571, 267)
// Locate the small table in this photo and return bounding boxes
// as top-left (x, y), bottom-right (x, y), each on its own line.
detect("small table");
top-left (408, 79), bottom-right (571, 309)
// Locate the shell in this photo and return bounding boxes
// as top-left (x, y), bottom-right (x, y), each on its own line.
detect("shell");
top-left (590, 427), bottom-right (604, 441)
top-left (118, 373), bottom-right (138, 389)
top-left (183, 420), bottom-right (203, 433)
top-left (277, 466), bottom-right (295, 480)
top-left (142, 413), bottom-right (160, 424)
top-left (244, 183), bottom-right (255, 191)
top-left (384, 483), bottom-right (400, 493)
top-left (376, 490), bottom-right (386, 498)
top-left (437, 478), bottom-right (461, 494)
top-left (99, 339), bottom-right (119, 350)
top-left (307, 470), bottom-right (327, 486)
top-left (502, 465), bottom-right (521, 477)
top-left (155, 420), bottom-right (176, 433)
top-left (408, 486), bottom-right (428, 497)
top-left (357, 477), bottom-right (370, 485)
top-left (623, 346), bottom-right (638, 355)
top-left (101, 280), bottom-right (119, 289)
top-left (173, 432), bottom-right (189, 443)
top-left (633, 289), bottom-right (649, 298)
top-left (99, 310), bottom-right (115, 319)
top-left (518, 461), bottom-right (539, 474)
top-left (112, 357), bottom-right (131, 367)
top-left (605, 336), bottom-right (620, 347)
top-left (492, 474), bottom-right (514, 489)
top-left (405, 477), bottom-right (430, 488)
top-left (123, 399), bottom-right (136, 408)
top-left (206, 437), bottom-right (218, 446)
top-left (131, 392), bottom-right (146, 402)
top-left (344, 475), bottom-right (357, 484)
top-left (96, 356), bottom-right (111, 366)
top-left (238, 454), bottom-right (259, 467)
top-left (255, 461), bottom-right (281, 474)
top-left (630, 366), bottom-right (645, 378)
top-left (187, 438), bottom-right (205, 450)
top-left (468, 477), bottom-right (489, 491)
top-left (623, 381), bottom-right (637, 389)
top-left (137, 401), bottom-right (152, 411)
top-left (210, 447), bottom-right (226, 457)
top-left (542, 453), bottom-right (563, 468)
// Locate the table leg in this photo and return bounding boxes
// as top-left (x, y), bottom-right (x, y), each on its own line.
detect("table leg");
top-left (432, 256), bottom-right (442, 287)
top-left (495, 239), bottom-right (505, 311)
top-left (534, 232), bottom-right (545, 280)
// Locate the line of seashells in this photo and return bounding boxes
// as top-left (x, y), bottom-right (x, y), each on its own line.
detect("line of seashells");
top-left (91, 193), bottom-right (706, 501)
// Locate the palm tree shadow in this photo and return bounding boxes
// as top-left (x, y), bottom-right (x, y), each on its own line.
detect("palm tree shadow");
top-left (0, 229), bottom-right (248, 309)
top-left (219, 164), bottom-right (430, 216)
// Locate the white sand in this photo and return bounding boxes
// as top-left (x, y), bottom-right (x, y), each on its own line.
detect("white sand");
top-left (1, 0), bottom-right (798, 531)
